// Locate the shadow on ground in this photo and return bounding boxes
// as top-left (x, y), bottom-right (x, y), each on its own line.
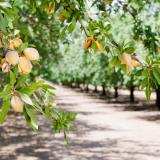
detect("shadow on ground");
top-left (0, 86), bottom-right (160, 160)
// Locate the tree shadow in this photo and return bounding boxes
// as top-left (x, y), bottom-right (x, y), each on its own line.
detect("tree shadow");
top-left (0, 109), bottom-right (122, 160)
top-left (66, 86), bottom-right (157, 112)
top-left (1, 86), bottom-right (160, 160)
top-left (137, 113), bottom-right (160, 123)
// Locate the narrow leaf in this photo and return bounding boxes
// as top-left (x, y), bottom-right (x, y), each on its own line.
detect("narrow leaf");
top-left (10, 71), bottom-right (16, 85)
top-left (19, 92), bottom-right (33, 105)
top-left (0, 100), bottom-right (10, 124)
top-left (153, 68), bottom-right (160, 85)
top-left (23, 106), bottom-right (38, 130)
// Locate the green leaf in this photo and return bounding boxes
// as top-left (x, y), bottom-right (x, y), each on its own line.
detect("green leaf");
top-left (42, 83), bottom-right (55, 94)
top-left (60, 26), bottom-right (68, 37)
top-left (42, 83), bottom-right (55, 90)
top-left (141, 78), bottom-right (147, 89)
top-left (0, 84), bottom-right (11, 99)
top-left (68, 112), bottom-right (77, 121)
top-left (18, 42), bottom-right (28, 53)
top-left (15, 75), bottom-right (28, 89)
top-left (0, 13), bottom-right (8, 32)
top-left (68, 17), bottom-right (76, 33)
top-left (152, 68), bottom-right (160, 85)
top-left (17, 24), bottom-right (28, 35)
top-left (123, 47), bottom-right (135, 54)
top-left (47, 91), bottom-right (56, 96)
top-left (18, 93), bottom-right (33, 105)
top-left (13, 65), bottom-right (19, 78)
top-left (32, 103), bottom-right (43, 114)
top-left (0, 99), bottom-right (10, 124)
top-left (145, 85), bottom-right (151, 102)
top-left (44, 106), bottom-right (53, 123)
top-left (19, 80), bottom-right (44, 95)
top-left (13, 0), bottom-right (23, 6)
top-left (10, 71), bottom-right (16, 86)
top-left (23, 106), bottom-right (38, 130)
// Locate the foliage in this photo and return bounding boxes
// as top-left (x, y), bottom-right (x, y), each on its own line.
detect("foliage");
top-left (50, 0), bottom-right (160, 101)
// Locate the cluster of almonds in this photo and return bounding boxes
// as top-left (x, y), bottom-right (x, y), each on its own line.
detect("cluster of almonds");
top-left (83, 36), bottom-right (141, 73)
top-left (0, 37), bottom-right (40, 112)
top-left (83, 36), bottom-right (104, 52)
top-left (121, 53), bottom-right (141, 73)
top-left (1, 38), bottom-right (39, 74)
top-left (83, 37), bottom-right (141, 73)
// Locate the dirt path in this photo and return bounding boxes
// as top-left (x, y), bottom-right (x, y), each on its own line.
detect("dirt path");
top-left (0, 85), bottom-right (160, 160)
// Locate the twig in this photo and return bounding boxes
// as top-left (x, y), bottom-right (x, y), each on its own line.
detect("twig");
top-left (79, 22), bottom-right (89, 37)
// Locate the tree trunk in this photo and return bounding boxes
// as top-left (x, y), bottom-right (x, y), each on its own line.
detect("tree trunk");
top-left (71, 83), bottom-right (75, 88)
top-left (70, 83), bottom-right (73, 88)
top-left (76, 83), bottom-right (80, 88)
top-left (156, 87), bottom-right (160, 110)
top-left (130, 86), bottom-right (135, 103)
top-left (94, 85), bottom-right (98, 92)
top-left (102, 85), bottom-right (106, 96)
top-left (114, 86), bottom-right (118, 98)
top-left (85, 84), bottom-right (89, 92)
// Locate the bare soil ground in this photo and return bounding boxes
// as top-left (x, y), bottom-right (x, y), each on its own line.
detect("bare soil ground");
top-left (0, 85), bottom-right (160, 160)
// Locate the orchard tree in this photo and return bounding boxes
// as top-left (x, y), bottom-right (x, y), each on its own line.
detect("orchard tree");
top-left (51, 0), bottom-right (159, 104)
top-left (0, 0), bottom-right (77, 138)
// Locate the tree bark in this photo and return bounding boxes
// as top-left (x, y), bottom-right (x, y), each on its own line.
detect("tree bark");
top-left (70, 83), bottom-right (73, 88)
top-left (94, 85), bottom-right (98, 92)
top-left (114, 86), bottom-right (118, 98)
top-left (130, 86), bottom-right (135, 103)
top-left (76, 83), bottom-right (80, 88)
top-left (156, 87), bottom-right (160, 110)
top-left (102, 85), bottom-right (106, 96)
top-left (85, 84), bottom-right (89, 92)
